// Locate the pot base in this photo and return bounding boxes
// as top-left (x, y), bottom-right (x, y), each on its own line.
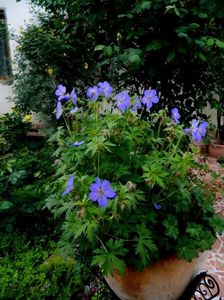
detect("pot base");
top-left (105, 252), bottom-right (209, 300)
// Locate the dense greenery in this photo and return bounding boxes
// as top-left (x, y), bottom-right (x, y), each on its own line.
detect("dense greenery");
top-left (15, 0), bottom-right (224, 120)
top-left (0, 113), bottom-right (54, 232)
top-left (0, 111), bottom-right (115, 299)
top-left (46, 82), bottom-right (224, 275)
top-left (0, 233), bottom-right (114, 300)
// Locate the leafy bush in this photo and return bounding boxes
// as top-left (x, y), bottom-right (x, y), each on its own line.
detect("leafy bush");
top-left (0, 114), bottom-right (55, 233)
top-left (0, 111), bottom-right (31, 154)
top-left (15, 0), bottom-right (224, 120)
top-left (0, 233), bottom-right (96, 300)
top-left (45, 82), bottom-right (224, 275)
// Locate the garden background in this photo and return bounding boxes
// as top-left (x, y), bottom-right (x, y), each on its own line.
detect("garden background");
top-left (0, 0), bottom-right (224, 299)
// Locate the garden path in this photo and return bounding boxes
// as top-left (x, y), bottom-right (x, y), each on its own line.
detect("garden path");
top-left (203, 157), bottom-right (224, 298)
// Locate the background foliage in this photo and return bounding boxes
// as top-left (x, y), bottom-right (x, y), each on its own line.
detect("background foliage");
top-left (15, 0), bottom-right (224, 120)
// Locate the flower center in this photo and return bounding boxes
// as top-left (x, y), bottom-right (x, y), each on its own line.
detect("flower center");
top-left (98, 188), bottom-right (105, 195)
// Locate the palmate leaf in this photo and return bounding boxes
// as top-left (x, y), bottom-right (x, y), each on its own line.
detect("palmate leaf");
top-left (163, 215), bottom-right (179, 239)
top-left (92, 239), bottom-right (127, 276)
top-left (134, 224), bottom-right (158, 268)
top-left (177, 236), bottom-right (199, 261)
top-left (142, 162), bottom-right (168, 188)
top-left (63, 213), bottom-right (99, 242)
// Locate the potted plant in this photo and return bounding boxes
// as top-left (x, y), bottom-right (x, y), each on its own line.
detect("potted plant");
top-left (207, 52), bottom-right (224, 160)
top-left (208, 100), bottom-right (224, 160)
top-left (46, 82), bottom-right (224, 300)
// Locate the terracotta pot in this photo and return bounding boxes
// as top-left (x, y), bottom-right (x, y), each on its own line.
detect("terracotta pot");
top-left (193, 142), bottom-right (207, 156)
top-left (105, 252), bottom-right (209, 300)
top-left (208, 143), bottom-right (224, 160)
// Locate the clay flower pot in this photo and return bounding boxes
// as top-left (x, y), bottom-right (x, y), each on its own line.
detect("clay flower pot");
top-left (105, 252), bottom-right (209, 300)
top-left (208, 143), bottom-right (224, 160)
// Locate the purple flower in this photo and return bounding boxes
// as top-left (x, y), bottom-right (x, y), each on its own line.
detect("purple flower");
top-left (131, 96), bottom-right (142, 111)
top-left (192, 121), bottom-right (208, 143)
top-left (70, 107), bottom-right (78, 114)
top-left (184, 119), bottom-right (208, 143)
top-left (87, 86), bottom-right (99, 101)
top-left (62, 175), bottom-right (74, 196)
top-left (171, 108), bottom-right (181, 124)
top-left (56, 101), bottom-right (62, 120)
top-left (89, 178), bottom-right (116, 207)
top-left (72, 140), bottom-right (85, 147)
top-left (98, 81), bottom-right (113, 98)
top-left (116, 91), bottom-right (131, 112)
top-left (153, 203), bottom-right (161, 210)
top-left (184, 119), bottom-right (199, 135)
top-left (71, 88), bottom-right (77, 105)
top-left (141, 89), bottom-right (159, 110)
top-left (55, 84), bottom-right (70, 101)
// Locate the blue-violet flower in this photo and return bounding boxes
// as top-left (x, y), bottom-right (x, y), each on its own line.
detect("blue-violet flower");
top-left (62, 175), bottom-right (74, 196)
top-left (72, 141), bottom-right (85, 147)
top-left (131, 96), bottom-right (142, 111)
top-left (56, 101), bottom-right (62, 120)
top-left (141, 89), bottom-right (159, 110)
top-left (55, 84), bottom-right (70, 101)
top-left (71, 88), bottom-right (77, 105)
top-left (89, 178), bottom-right (116, 207)
top-left (116, 91), bottom-right (131, 112)
top-left (87, 86), bottom-right (99, 101)
top-left (98, 81), bottom-right (113, 98)
top-left (171, 108), bottom-right (181, 124)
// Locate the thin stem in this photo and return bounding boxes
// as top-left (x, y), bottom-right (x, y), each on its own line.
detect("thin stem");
top-left (97, 152), bottom-right (100, 177)
top-left (171, 134), bottom-right (183, 158)
top-left (95, 235), bottom-right (108, 253)
top-left (63, 115), bottom-right (72, 135)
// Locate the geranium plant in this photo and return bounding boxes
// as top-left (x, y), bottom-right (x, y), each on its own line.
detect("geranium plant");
top-left (46, 81), bottom-right (224, 276)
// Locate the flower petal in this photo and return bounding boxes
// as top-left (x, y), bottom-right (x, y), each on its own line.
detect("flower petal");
top-left (90, 181), bottom-right (101, 192)
top-left (89, 191), bottom-right (98, 202)
top-left (62, 175), bottom-right (74, 196)
top-left (104, 187), bottom-right (116, 198)
top-left (98, 194), bottom-right (108, 207)
top-left (56, 101), bottom-right (62, 120)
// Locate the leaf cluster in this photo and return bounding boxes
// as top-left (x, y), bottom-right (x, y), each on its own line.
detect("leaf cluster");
top-left (45, 95), bottom-right (224, 275)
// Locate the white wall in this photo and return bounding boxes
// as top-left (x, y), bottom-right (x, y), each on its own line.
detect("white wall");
top-left (0, 0), bottom-right (32, 114)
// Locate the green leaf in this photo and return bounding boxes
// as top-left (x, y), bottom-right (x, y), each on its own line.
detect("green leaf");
top-left (94, 44), bottom-right (105, 51)
top-left (165, 5), bottom-right (175, 13)
top-left (103, 46), bottom-right (113, 57)
top-left (188, 23), bottom-right (200, 29)
top-left (198, 13), bottom-right (208, 19)
top-left (186, 223), bottom-right (203, 238)
top-left (5, 224), bottom-right (13, 233)
top-left (215, 39), bottom-right (224, 48)
top-left (146, 40), bottom-right (162, 51)
top-left (166, 51), bottom-right (176, 63)
top-left (141, 1), bottom-right (152, 10)
top-left (177, 32), bottom-right (188, 38)
top-left (92, 239), bottom-right (127, 275)
top-left (174, 7), bottom-right (180, 16)
top-left (128, 54), bottom-right (141, 64)
top-left (0, 201), bottom-right (13, 211)
top-left (176, 26), bottom-right (188, 34)
top-left (197, 52), bottom-right (207, 62)
top-left (177, 237), bottom-right (198, 261)
top-left (163, 215), bottom-right (179, 239)
top-left (134, 224), bottom-right (158, 268)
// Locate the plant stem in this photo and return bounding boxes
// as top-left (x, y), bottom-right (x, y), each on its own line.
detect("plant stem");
top-left (63, 115), bottom-right (71, 136)
top-left (95, 235), bottom-right (108, 253)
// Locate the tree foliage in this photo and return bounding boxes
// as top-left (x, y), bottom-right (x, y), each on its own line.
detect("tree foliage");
top-left (15, 0), bottom-right (224, 119)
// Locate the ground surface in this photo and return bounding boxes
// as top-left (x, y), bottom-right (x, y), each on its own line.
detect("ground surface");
top-left (203, 158), bottom-right (224, 299)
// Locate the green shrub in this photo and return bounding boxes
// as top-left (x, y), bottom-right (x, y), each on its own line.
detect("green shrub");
top-left (0, 111), bottom-right (31, 155)
top-left (0, 233), bottom-right (93, 300)
top-left (0, 124), bottom-right (55, 233)
top-left (15, 0), bottom-right (224, 120)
